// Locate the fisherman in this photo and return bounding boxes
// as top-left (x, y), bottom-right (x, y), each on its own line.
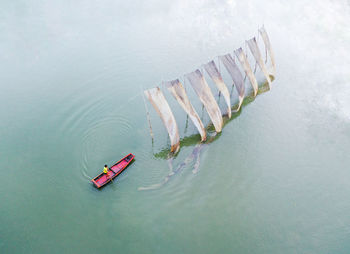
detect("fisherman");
top-left (103, 165), bottom-right (109, 179)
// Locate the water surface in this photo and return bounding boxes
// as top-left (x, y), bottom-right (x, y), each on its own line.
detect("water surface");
top-left (1, 0), bottom-right (350, 253)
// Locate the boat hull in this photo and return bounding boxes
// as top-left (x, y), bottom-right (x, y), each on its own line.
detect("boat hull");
top-left (91, 153), bottom-right (135, 188)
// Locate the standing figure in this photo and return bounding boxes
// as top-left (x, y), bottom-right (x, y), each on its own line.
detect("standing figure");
top-left (103, 165), bottom-right (109, 180)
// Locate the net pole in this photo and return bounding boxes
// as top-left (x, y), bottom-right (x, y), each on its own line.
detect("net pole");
top-left (183, 75), bottom-right (189, 134)
top-left (141, 86), bottom-right (154, 141)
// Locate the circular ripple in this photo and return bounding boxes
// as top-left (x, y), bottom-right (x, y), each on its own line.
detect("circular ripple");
top-left (79, 114), bottom-right (134, 182)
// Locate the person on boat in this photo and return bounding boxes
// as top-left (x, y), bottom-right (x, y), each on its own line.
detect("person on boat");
top-left (103, 165), bottom-right (109, 179)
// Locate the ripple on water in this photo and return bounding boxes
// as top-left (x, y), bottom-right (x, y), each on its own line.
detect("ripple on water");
top-left (79, 114), bottom-right (134, 182)
top-left (54, 81), bottom-right (142, 183)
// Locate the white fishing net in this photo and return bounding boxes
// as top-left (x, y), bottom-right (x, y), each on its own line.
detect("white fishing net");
top-left (219, 53), bottom-right (245, 111)
top-left (247, 37), bottom-right (272, 87)
top-left (234, 47), bottom-right (258, 97)
top-left (185, 70), bottom-right (223, 133)
top-left (259, 26), bottom-right (276, 76)
top-left (144, 87), bottom-right (180, 152)
top-left (164, 79), bottom-right (207, 141)
top-left (203, 60), bottom-right (232, 118)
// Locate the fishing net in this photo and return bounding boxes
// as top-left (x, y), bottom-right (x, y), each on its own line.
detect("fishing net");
top-left (247, 37), bottom-right (272, 87)
top-left (219, 54), bottom-right (245, 111)
top-left (164, 79), bottom-right (206, 141)
top-left (259, 26), bottom-right (276, 76)
top-left (203, 60), bottom-right (232, 118)
top-left (234, 47), bottom-right (258, 97)
top-left (185, 70), bottom-right (223, 133)
top-left (144, 87), bottom-right (180, 152)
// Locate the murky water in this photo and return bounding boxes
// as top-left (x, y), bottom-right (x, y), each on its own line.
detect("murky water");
top-left (1, 0), bottom-right (350, 253)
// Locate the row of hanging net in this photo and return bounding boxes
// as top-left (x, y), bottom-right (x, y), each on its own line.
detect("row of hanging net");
top-left (143, 26), bottom-right (276, 153)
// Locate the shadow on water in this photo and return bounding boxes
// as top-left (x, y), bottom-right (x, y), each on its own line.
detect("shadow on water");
top-left (138, 76), bottom-right (274, 191)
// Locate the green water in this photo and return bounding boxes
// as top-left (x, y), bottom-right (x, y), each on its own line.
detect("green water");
top-left (1, 1), bottom-right (350, 253)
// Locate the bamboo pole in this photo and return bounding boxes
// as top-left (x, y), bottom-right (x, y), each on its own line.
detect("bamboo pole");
top-left (141, 86), bottom-right (154, 141)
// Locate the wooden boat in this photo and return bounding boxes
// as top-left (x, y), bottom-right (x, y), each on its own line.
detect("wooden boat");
top-left (91, 153), bottom-right (135, 188)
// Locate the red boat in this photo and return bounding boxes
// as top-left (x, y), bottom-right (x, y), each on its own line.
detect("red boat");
top-left (91, 153), bottom-right (135, 188)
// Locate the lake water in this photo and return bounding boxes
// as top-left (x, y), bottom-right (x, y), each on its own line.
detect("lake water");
top-left (1, 0), bottom-right (350, 253)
